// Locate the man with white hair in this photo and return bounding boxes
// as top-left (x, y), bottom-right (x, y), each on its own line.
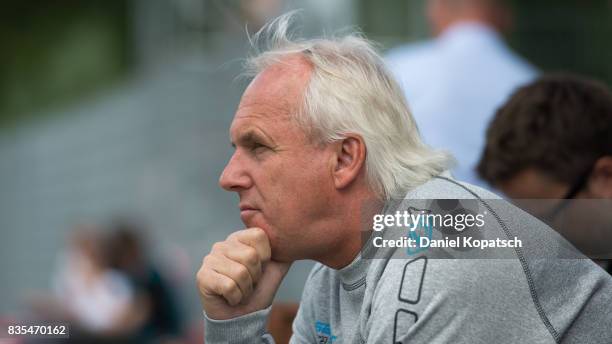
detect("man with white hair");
top-left (196, 14), bottom-right (612, 343)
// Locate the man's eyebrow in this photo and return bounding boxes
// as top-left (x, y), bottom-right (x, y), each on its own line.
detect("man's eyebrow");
top-left (231, 129), bottom-right (274, 148)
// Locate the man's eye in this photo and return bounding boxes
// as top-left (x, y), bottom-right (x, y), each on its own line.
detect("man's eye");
top-left (251, 143), bottom-right (268, 152)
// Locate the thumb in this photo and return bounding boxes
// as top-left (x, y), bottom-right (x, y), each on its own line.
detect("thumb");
top-left (258, 260), bottom-right (292, 291)
top-left (248, 260), bottom-right (292, 307)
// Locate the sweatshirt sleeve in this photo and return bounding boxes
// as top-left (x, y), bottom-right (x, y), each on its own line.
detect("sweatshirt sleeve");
top-left (204, 263), bottom-right (324, 344)
top-left (204, 307), bottom-right (275, 344)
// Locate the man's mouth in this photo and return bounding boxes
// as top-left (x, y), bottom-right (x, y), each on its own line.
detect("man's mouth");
top-left (239, 204), bottom-right (258, 211)
top-left (239, 204), bottom-right (260, 222)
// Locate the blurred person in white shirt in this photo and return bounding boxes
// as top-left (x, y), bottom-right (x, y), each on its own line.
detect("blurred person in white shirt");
top-left (52, 227), bottom-right (133, 332)
top-left (40, 225), bottom-right (152, 341)
top-left (386, 0), bottom-right (536, 186)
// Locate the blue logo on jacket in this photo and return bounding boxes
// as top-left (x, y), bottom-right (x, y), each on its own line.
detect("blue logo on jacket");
top-left (406, 208), bottom-right (433, 255)
top-left (315, 321), bottom-right (337, 343)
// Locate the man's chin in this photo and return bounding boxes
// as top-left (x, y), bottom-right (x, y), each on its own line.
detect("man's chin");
top-left (241, 220), bottom-right (269, 234)
top-left (259, 232), bottom-right (293, 262)
top-left (238, 216), bottom-right (295, 261)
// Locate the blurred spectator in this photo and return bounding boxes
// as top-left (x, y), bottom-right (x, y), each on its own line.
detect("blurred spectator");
top-left (386, 0), bottom-right (536, 186)
top-left (106, 218), bottom-right (183, 343)
top-left (477, 74), bottom-right (612, 273)
top-left (43, 224), bottom-right (147, 340)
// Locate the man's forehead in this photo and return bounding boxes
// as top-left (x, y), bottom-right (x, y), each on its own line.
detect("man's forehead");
top-left (235, 96), bottom-right (292, 120)
top-left (230, 91), bottom-right (293, 143)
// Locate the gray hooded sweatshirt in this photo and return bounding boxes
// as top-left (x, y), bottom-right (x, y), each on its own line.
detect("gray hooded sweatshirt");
top-left (204, 174), bottom-right (612, 343)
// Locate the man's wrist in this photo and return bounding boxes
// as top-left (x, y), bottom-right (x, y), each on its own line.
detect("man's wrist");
top-left (203, 306), bottom-right (272, 343)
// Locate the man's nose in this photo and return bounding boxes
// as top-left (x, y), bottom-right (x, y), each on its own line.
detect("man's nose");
top-left (219, 152), bottom-right (252, 192)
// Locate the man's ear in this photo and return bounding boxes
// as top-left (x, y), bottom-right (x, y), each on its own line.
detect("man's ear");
top-left (587, 156), bottom-right (612, 198)
top-left (332, 134), bottom-right (366, 190)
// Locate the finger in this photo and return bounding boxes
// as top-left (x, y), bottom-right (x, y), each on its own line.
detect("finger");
top-left (204, 268), bottom-right (244, 306)
top-left (221, 241), bottom-right (263, 283)
top-left (208, 254), bottom-right (254, 299)
top-left (210, 241), bottom-right (263, 283)
top-left (228, 228), bottom-right (271, 262)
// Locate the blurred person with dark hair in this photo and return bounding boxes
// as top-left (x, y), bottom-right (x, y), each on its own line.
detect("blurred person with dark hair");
top-left (106, 219), bottom-right (183, 343)
top-left (477, 74), bottom-right (612, 273)
top-left (386, 0), bottom-right (536, 186)
top-left (31, 224), bottom-right (149, 342)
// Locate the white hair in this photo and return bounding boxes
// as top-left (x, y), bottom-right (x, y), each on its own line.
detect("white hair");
top-left (244, 12), bottom-right (452, 200)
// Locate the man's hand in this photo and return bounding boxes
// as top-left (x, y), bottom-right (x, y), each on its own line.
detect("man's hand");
top-left (197, 227), bottom-right (292, 320)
